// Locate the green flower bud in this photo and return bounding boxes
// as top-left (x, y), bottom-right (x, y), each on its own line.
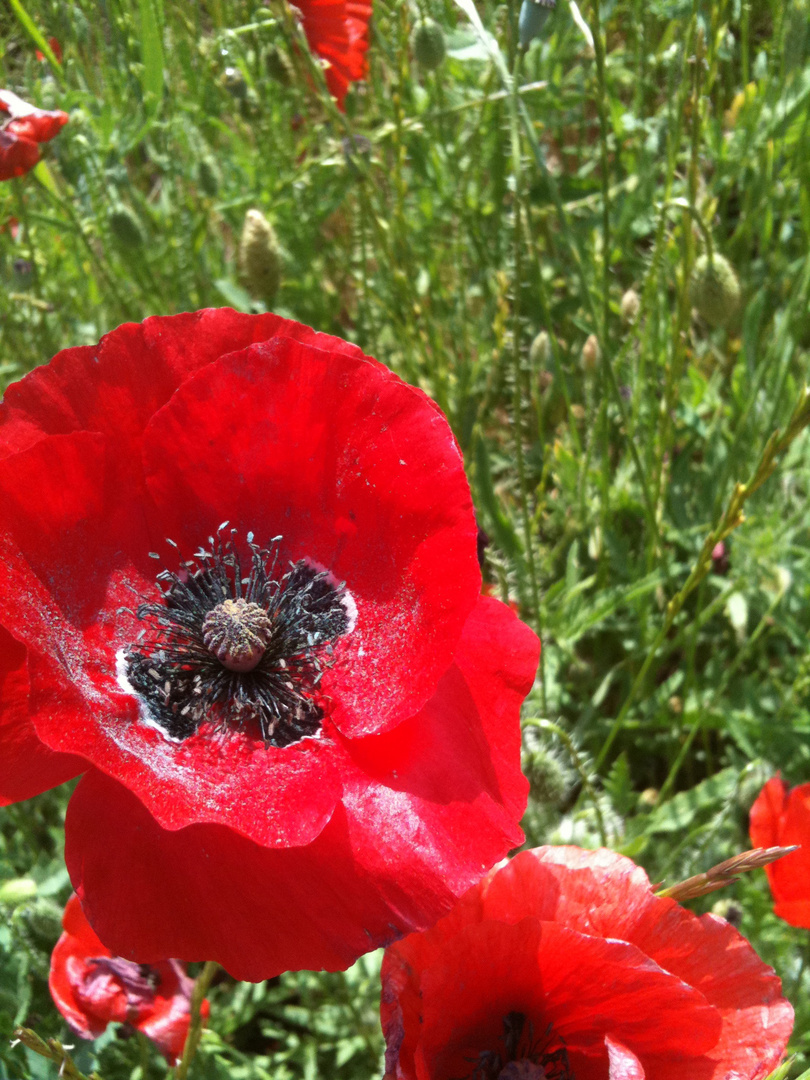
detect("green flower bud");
top-left (238, 208), bottom-right (282, 305)
top-left (222, 66), bottom-right (248, 99)
top-left (12, 898), bottom-right (63, 950)
top-left (108, 205), bottom-right (144, 249)
top-left (410, 19), bottom-right (446, 70)
top-left (689, 253), bottom-right (741, 328)
top-left (265, 46), bottom-right (294, 86)
top-left (0, 878), bottom-right (37, 906)
top-left (197, 156), bottom-right (221, 198)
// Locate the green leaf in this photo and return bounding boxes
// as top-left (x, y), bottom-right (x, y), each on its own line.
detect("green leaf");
top-left (138, 0), bottom-right (165, 115)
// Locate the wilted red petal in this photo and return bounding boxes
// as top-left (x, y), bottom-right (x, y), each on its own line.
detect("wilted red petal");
top-left (0, 89), bottom-right (68, 143)
top-left (0, 129), bottom-right (40, 181)
top-left (750, 776), bottom-right (810, 929)
top-left (296, 0), bottom-right (371, 107)
top-left (50, 894), bottom-right (203, 1063)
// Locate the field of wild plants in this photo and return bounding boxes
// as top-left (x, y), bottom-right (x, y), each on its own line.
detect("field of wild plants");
top-left (2, 0), bottom-right (810, 1078)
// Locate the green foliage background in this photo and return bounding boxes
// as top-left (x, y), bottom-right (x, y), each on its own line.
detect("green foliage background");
top-left (1, 0), bottom-right (810, 1076)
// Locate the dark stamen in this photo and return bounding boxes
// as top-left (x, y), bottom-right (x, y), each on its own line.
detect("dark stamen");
top-left (122, 528), bottom-right (354, 747)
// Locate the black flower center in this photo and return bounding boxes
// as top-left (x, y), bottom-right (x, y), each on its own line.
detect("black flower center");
top-left (121, 527), bottom-right (355, 747)
top-left (470, 1014), bottom-right (572, 1080)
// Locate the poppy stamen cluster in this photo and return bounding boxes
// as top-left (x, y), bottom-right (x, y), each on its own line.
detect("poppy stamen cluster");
top-left (121, 526), bottom-right (355, 747)
top-left (471, 1012), bottom-right (572, 1080)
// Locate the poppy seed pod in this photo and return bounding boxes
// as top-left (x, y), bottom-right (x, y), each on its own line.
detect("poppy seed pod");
top-left (521, 744), bottom-right (568, 807)
top-left (238, 208), bottom-right (282, 305)
top-left (410, 19), bottom-right (446, 70)
top-left (690, 253), bottom-right (741, 328)
top-left (108, 205), bottom-right (144, 249)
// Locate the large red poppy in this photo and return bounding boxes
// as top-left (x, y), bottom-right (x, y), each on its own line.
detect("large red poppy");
top-left (50, 894), bottom-right (207, 1065)
top-left (0, 309), bottom-right (538, 980)
top-left (750, 775), bottom-right (810, 929)
top-left (294, 0), bottom-right (372, 108)
top-left (381, 846), bottom-right (793, 1080)
top-left (0, 90), bottom-right (68, 181)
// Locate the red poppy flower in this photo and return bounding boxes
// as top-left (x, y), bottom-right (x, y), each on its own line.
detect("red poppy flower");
top-left (50, 894), bottom-right (206, 1065)
top-left (0, 89), bottom-right (68, 181)
top-left (381, 846), bottom-right (793, 1080)
top-left (0, 309), bottom-right (538, 981)
top-left (294, 0), bottom-right (372, 108)
top-left (750, 775), bottom-right (810, 929)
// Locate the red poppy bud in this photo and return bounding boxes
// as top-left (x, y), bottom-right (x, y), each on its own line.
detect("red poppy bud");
top-left (0, 309), bottom-right (539, 980)
top-left (382, 846), bottom-right (793, 1080)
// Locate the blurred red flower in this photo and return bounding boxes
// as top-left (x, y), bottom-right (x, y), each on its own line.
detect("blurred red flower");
top-left (0, 89), bottom-right (68, 181)
top-left (50, 895), bottom-right (206, 1065)
top-left (36, 37), bottom-right (64, 63)
top-left (750, 775), bottom-right (810, 928)
top-left (381, 846), bottom-right (793, 1080)
top-left (295, 0), bottom-right (372, 108)
top-left (0, 309), bottom-right (538, 980)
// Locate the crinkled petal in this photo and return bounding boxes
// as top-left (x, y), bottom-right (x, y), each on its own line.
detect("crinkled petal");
top-left (0, 310), bottom-right (366, 462)
top-left (0, 89), bottom-right (68, 142)
top-left (0, 624), bottom-right (85, 804)
top-left (141, 339), bottom-right (481, 737)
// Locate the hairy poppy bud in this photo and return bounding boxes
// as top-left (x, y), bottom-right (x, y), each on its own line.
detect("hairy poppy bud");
top-left (222, 66), bottom-right (248, 99)
top-left (238, 208), bottom-right (282, 304)
top-left (410, 19), bottom-right (446, 70)
top-left (265, 45), bottom-right (294, 86)
top-left (108, 205), bottom-right (144, 249)
top-left (620, 288), bottom-right (640, 324)
top-left (581, 333), bottom-right (600, 372)
top-left (711, 898), bottom-right (744, 928)
top-left (197, 156), bottom-right (220, 197)
top-left (529, 329), bottom-right (551, 369)
top-left (523, 746), bottom-right (568, 807)
top-left (689, 253), bottom-right (741, 328)
top-left (0, 877), bottom-right (37, 905)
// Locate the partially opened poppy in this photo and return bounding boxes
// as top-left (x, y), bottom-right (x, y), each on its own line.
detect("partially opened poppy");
top-left (0, 89), bottom-right (68, 181)
top-left (381, 846), bottom-right (793, 1080)
top-left (750, 775), bottom-right (810, 928)
top-left (294, 0), bottom-right (372, 108)
top-left (0, 309), bottom-right (538, 980)
top-left (50, 894), bottom-right (206, 1065)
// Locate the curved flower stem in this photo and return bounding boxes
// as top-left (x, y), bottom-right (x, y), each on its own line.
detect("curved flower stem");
top-left (174, 961), bottom-right (219, 1080)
